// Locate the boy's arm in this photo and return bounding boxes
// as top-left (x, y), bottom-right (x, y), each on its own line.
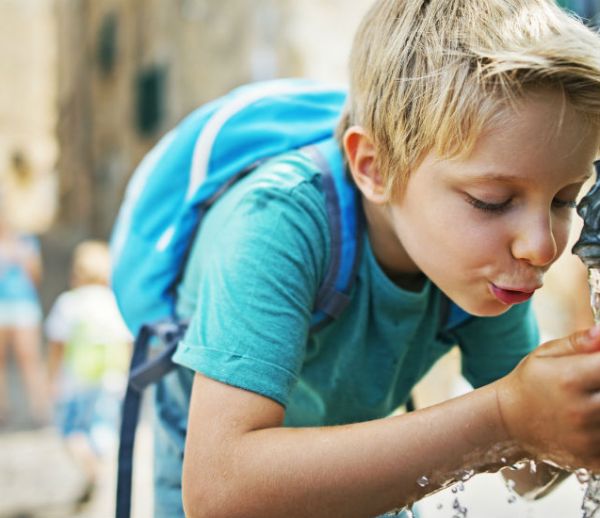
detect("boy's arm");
top-left (183, 373), bottom-right (506, 518)
top-left (182, 328), bottom-right (600, 518)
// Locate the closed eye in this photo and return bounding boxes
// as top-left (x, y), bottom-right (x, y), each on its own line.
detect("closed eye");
top-left (465, 195), bottom-right (512, 214)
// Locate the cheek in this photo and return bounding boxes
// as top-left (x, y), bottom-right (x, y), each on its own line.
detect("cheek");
top-left (433, 209), bottom-right (504, 261)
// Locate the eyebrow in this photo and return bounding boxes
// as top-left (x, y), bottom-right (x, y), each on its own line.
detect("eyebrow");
top-left (464, 170), bottom-right (592, 184)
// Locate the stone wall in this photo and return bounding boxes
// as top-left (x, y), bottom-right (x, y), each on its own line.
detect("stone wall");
top-left (0, 0), bottom-right (57, 225)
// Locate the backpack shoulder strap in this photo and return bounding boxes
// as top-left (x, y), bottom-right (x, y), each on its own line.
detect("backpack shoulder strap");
top-left (302, 138), bottom-right (366, 332)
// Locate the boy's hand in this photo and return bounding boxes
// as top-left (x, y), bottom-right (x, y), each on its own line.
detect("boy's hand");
top-left (495, 326), bottom-right (600, 470)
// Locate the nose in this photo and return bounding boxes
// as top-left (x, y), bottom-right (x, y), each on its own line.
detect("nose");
top-left (510, 212), bottom-right (558, 267)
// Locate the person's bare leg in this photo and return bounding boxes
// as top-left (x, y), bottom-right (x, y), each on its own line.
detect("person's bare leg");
top-left (12, 325), bottom-right (49, 423)
top-left (0, 327), bottom-right (10, 422)
top-left (66, 432), bottom-right (100, 502)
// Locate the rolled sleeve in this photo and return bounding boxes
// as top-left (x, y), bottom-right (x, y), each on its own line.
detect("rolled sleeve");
top-left (173, 159), bottom-right (330, 407)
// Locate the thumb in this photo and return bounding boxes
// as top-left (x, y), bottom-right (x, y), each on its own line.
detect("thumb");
top-left (536, 325), bottom-right (600, 358)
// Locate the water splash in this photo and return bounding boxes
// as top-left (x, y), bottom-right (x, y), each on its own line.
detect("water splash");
top-left (417, 475), bottom-right (429, 488)
top-left (451, 496), bottom-right (468, 518)
top-left (529, 460), bottom-right (537, 475)
top-left (579, 269), bottom-right (600, 518)
top-left (381, 506), bottom-right (413, 517)
top-left (589, 268), bottom-right (600, 323)
top-left (503, 478), bottom-right (518, 504)
top-left (460, 469), bottom-right (475, 481)
top-left (582, 477), bottom-right (600, 518)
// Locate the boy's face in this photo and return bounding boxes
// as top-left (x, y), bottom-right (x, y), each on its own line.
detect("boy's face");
top-left (379, 90), bottom-right (599, 316)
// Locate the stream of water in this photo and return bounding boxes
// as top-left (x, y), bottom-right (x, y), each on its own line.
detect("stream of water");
top-left (580, 268), bottom-right (600, 518)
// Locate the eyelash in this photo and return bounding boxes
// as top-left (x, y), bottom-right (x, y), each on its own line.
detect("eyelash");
top-left (466, 195), bottom-right (577, 214)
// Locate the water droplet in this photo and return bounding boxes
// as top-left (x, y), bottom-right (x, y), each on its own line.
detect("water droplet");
top-left (577, 468), bottom-right (591, 484)
top-left (529, 460), bottom-right (537, 474)
top-left (500, 457), bottom-right (507, 464)
top-left (417, 475), bottom-right (429, 487)
top-left (451, 497), bottom-right (468, 518)
top-left (451, 485), bottom-right (458, 493)
top-left (436, 502), bottom-right (443, 510)
top-left (458, 481), bottom-right (465, 492)
top-left (461, 469), bottom-right (475, 481)
top-left (507, 494), bottom-right (517, 504)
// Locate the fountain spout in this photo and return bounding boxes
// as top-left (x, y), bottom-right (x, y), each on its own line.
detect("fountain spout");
top-left (572, 160), bottom-right (600, 268)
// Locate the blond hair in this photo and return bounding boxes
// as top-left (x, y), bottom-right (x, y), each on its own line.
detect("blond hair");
top-left (340, 0), bottom-right (600, 196)
top-left (71, 240), bottom-right (111, 287)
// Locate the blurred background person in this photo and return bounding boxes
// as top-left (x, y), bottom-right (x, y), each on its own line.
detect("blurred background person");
top-left (46, 240), bottom-right (131, 506)
top-left (2, 150), bottom-right (56, 237)
top-left (0, 189), bottom-right (49, 427)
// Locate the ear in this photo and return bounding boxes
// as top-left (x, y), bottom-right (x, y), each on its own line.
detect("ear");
top-left (343, 126), bottom-right (387, 204)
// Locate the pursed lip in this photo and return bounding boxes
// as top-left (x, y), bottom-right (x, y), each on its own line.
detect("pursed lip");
top-left (489, 283), bottom-right (540, 305)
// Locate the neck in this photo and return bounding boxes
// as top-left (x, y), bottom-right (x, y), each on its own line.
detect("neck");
top-left (362, 198), bottom-right (425, 291)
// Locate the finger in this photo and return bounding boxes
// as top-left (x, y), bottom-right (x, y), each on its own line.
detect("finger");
top-left (536, 326), bottom-right (600, 358)
top-left (582, 389), bottom-right (600, 417)
top-left (572, 392), bottom-right (600, 428)
top-left (547, 353), bottom-right (600, 392)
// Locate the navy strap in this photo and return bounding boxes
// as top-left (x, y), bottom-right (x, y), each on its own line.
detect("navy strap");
top-left (303, 139), bottom-right (365, 331)
top-left (439, 295), bottom-right (472, 332)
top-left (129, 321), bottom-right (187, 390)
top-left (116, 321), bottom-right (187, 518)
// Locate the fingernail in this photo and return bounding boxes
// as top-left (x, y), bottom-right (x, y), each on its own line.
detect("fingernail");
top-left (588, 325), bottom-right (600, 340)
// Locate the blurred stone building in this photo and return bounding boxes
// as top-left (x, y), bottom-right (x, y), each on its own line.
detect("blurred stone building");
top-left (53, 0), bottom-right (371, 234)
top-left (0, 0), bottom-right (57, 234)
top-left (55, 0), bottom-right (299, 238)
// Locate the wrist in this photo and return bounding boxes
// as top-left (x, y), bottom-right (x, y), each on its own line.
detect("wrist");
top-left (489, 378), bottom-right (513, 443)
top-left (488, 378), bottom-right (533, 464)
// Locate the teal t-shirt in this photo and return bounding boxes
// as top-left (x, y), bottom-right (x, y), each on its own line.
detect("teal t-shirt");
top-left (172, 150), bottom-right (539, 426)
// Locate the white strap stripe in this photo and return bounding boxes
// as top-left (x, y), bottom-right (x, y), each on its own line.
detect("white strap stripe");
top-left (112, 130), bottom-right (177, 261)
top-left (186, 81), bottom-right (334, 202)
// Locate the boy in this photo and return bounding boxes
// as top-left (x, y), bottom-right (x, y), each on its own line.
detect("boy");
top-left (152, 1), bottom-right (600, 516)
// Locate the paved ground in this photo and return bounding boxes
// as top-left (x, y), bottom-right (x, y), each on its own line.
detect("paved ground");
top-left (0, 357), bottom-right (153, 518)
top-left (0, 419), bottom-right (153, 518)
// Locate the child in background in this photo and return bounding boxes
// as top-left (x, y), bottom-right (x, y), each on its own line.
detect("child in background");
top-left (0, 197), bottom-right (48, 426)
top-left (46, 240), bottom-right (131, 502)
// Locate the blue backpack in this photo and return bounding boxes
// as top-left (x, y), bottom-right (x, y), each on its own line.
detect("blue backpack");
top-left (110, 78), bottom-right (471, 518)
